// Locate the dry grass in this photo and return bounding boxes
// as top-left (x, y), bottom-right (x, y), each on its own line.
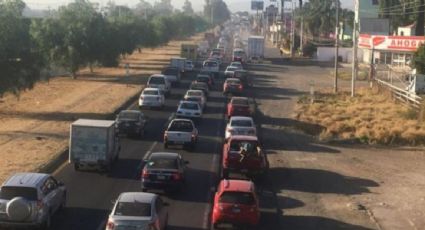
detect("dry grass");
top-left (296, 87), bottom-right (425, 145)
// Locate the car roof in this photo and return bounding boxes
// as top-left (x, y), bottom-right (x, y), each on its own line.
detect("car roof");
top-left (231, 97), bottom-right (248, 101)
top-left (226, 78), bottom-right (241, 82)
top-left (3, 173), bottom-right (49, 188)
top-left (117, 192), bottom-right (157, 204)
top-left (171, 118), bottom-right (193, 123)
top-left (186, 90), bottom-right (204, 94)
top-left (149, 152), bottom-right (180, 159)
top-left (144, 88), bottom-right (160, 91)
top-left (229, 135), bottom-right (258, 141)
top-left (72, 119), bottom-right (115, 127)
top-left (150, 74), bottom-right (166, 78)
top-left (230, 116), bottom-right (253, 121)
top-left (219, 179), bottom-right (254, 192)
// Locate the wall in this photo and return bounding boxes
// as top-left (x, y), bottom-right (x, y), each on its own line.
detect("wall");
top-left (316, 47), bottom-right (363, 63)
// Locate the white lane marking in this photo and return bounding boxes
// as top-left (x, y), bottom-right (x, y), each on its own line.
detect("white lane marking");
top-left (202, 98), bottom-right (226, 229)
top-left (134, 141), bottom-right (158, 178)
top-left (96, 219), bottom-right (107, 230)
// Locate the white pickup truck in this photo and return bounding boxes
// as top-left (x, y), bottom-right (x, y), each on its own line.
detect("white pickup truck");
top-left (164, 119), bottom-right (198, 151)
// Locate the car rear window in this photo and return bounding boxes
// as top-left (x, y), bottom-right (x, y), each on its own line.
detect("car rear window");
top-left (186, 97), bottom-right (201, 103)
top-left (227, 67), bottom-right (238, 72)
top-left (0, 186), bottom-right (38, 200)
top-left (187, 91), bottom-right (203, 97)
top-left (119, 112), bottom-right (139, 120)
top-left (226, 79), bottom-right (240, 84)
top-left (231, 98), bottom-right (249, 106)
top-left (147, 157), bottom-right (178, 169)
top-left (168, 121), bottom-right (193, 132)
top-left (231, 120), bottom-right (252, 127)
top-left (143, 90), bottom-right (159, 96)
top-left (230, 140), bottom-right (258, 152)
top-left (180, 102), bottom-right (199, 110)
top-left (197, 77), bottom-right (209, 82)
top-left (205, 62), bottom-right (218, 67)
top-left (149, 77), bottom-right (165, 84)
top-left (219, 192), bottom-right (255, 205)
top-left (114, 202), bottom-right (151, 217)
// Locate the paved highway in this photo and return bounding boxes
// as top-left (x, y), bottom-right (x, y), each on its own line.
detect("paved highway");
top-left (49, 66), bottom-right (279, 230)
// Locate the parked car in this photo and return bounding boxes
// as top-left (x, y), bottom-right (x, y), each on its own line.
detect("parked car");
top-left (225, 116), bottom-right (256, 140)
top-left (185, 60), bottom-right (194, 72)
top-left (227, 97), bottom-right (252, 119)
top-left (147, 74), bottom-right (171, 96)
top-left (141, 152), bottom-right (188, 193)
top-left (195, 74), bottom-right (214, 89)
top-left (224, 66), bottom-right (240, 78)
top-left (115, 110), bottom-right (147, 138)
top-left (176, 100), bottom-right (203, 122)
top-left (212, 179), bottom-right (260, 229)
top-left (139, 88), bottom-right (165, 109)
top-left (0, 173), bottom-right (66, 229)
top-left (223, 78), bottom-right (243, 95)
top-left (161, 67), bottom-right (181, 85)
top-left (106, 192), bottom-right (168, 230)
top-left (221, 135), bottom-right (267, 179)
top-left (164, 119), bottom-right (198, 150)
top-left (190, 81), bottom-right (209, 97)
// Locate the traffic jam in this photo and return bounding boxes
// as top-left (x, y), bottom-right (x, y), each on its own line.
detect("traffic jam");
top-left (0, 20), bottom-right (268, 230)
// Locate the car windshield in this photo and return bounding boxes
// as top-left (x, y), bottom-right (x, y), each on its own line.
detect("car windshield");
top-left (233, 51), bottom-right (245, 56)
top-left (147, 157), bottom-right (178, 169)
top-left (149, 77), bottom-right (164, 84)
top-left (219, 191), bottom-right (255, 205)
top-left (197, 77), bottom-right (209, 82)
top-left (191, 83), bottom-right (206, 90)
top-left (119, 112), bottom-right (139, 120)
top-left (231, 120), bottom-right (252, 127)
top-left (226, 80), bottom-right (240, 84)
top-left (114, 202), bottom-right (151, 217)
top-left (227, 67), bottom-right (238, 71)
top-left (162, 69), bottom-right (178, 75)
top-left (187, 91), bottom-right (202, 97)
top-left (0, 186), bottom-right (38, 200)
top-left (180, 102), bottom-right (199, 110)
top-left (232, 98), bottom-right (249, 106)
top-left (168, 121), bottom-right (193, 132)
top-left (205, 62), bottom-right (217, 67)
top-left (143, 90), bottom-right (159, 96)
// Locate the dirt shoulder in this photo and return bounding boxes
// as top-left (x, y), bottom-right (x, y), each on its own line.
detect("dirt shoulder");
top-left (0, 33), bottom-right (204, 183)
top-left (254, 44), bottom-right (425, 229)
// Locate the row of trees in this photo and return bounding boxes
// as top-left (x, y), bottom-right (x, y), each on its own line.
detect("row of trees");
top-left (0, 0), bottom-right (210, 95)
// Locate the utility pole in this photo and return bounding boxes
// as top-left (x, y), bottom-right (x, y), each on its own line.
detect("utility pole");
top-left (290, 1), bottom-right (295, 58)
top-left (352, 0), bottom-right (359, 97)
top-left (334, 0), bottom-right (339, 93)
top-left (299, 1), bottom-right (303, 55)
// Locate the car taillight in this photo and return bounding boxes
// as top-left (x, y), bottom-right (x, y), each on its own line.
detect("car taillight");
top-left (142, 169), bottom-right (149, 179)
top-left (172, 172), bottom-right (182, 180)
top-left (164, 132), bottom-right (168, 140)
top-left (238, 85), bottom-right (243, 90)
top-left (218, 204), bottom-right (224, 211)
top-left (106, 220), bottom-right (115, 230)
top-left (226, 128), bottom-right (234, 134)
top-left (191, 133), bottom-right (196, 140)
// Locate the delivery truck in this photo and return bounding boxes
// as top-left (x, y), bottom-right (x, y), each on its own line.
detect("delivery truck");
top-left (247, 36), bottom-right (265, 61)
top-left (69, 119), bottom-right (120, 172)
top-left (170, 57), bottom-right (187, 73)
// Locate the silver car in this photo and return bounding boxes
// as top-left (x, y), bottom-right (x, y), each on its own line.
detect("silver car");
top-left (106, 192), bottom-right (168, 230)
top-left (0, 173), bottom-right (66, 229)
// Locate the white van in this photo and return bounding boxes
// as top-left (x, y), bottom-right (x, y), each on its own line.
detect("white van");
top-left (147, 74), bottom-right (171, 96)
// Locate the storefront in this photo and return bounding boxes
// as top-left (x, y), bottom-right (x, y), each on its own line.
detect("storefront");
top-left (358, 34), bottom-right (425, 68)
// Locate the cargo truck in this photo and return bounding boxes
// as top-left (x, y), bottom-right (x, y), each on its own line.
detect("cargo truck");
top-left (247, 36), bottom-right (265, 62)
top-left (69, 119), bottom-right (120, 172)
top-left (170, 57), bottom-right (187, 73)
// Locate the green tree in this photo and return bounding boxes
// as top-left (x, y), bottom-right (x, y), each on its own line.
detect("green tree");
top-left (203, 0), bottom-right (230, 25)
top-left (182, 0), bottom-right (194, 15)
top-left (153, 0), bottom-right (173, 15)
top-left (414, 44), bottom-right (425, 74)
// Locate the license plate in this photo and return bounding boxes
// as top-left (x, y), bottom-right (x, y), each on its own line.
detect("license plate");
top-left (157, 175), bottom-right (165, 180)
top-left (175, 141), bottom-right (184, 145)
top-left (240, 169), bottom-right (248, 173)
top-left (232, 208), bottom-right (241, 213)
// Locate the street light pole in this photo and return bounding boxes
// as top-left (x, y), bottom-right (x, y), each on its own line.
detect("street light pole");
top-left (334, 0), bottom-right (339, 93)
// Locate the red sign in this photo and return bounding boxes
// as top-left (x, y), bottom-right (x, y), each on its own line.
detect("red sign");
top-left (359, 34), bottom-right (425, 52)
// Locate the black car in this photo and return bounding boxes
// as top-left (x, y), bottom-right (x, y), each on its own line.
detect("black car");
top-left (199, 70), bottom-right (217, 83)
top-left (115, 110), bottom-right (147, 138)
top-left (233, 70), bottom-right (252, 87)
top-left (195, 74), bottom-right (214, 89)
top-left (141, 152), bottom-right (188, 193)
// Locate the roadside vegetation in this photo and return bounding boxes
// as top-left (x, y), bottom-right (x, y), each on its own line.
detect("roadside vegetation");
top-left (0, 0), bottom-right (233, 96)
top-left (296, 87), bottom-right (425, 145)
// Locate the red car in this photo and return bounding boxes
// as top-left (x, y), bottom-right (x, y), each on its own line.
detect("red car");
top-left (227, 97), bottom-right (251, 119)
top-left (223, 78), bottom-right (243, 95)
top-left (222, 135), bottom-right (267, 179)
top-left (212, 179), bottom-right (260, 229)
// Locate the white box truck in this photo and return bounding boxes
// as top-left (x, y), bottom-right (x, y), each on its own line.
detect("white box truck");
top-left (69, 119), bottom-right (120, 172)
top-left (248, 36), bottom-right (265, 61)
top-left (170, 57), bottom-right (187, 73)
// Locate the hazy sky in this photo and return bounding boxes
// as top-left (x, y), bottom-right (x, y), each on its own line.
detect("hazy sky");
top-left (24, 0), bottom-right (355, 11)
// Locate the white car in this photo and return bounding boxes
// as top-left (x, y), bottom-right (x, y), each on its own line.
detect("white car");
top-left (225, 116), bottom-right (257, 139)
top-left (106, 192), bottom-right (168, 230)
top-left (185, 60), bottom-right (194, 72)
top-left (224, 66), bottom-right (239, 78)
top-left (147, 74), bottom-right (171, 96)
top-left (229, 61), bottom-right (243, 70)
top-left (176, 101), bottom-right (203, 121)
top-left (139, 88), bottom-right (165, 109)
top-left (185, 90), bottom-right (207, 102)
top-left (202, 60), bottom-right (220, 73)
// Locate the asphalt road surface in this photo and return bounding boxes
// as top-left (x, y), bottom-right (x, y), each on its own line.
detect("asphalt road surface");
top-left (49, 66), bottom-right (280, 230)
